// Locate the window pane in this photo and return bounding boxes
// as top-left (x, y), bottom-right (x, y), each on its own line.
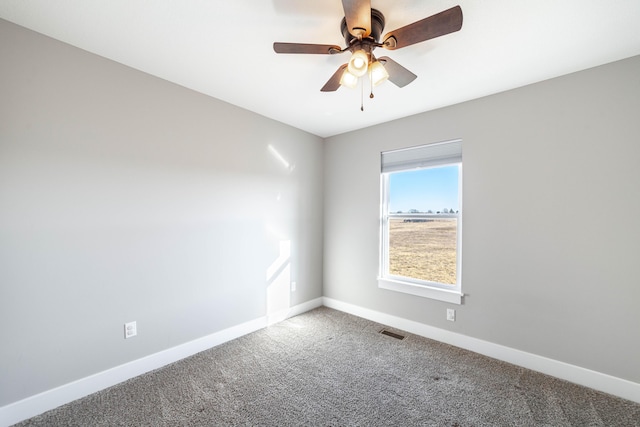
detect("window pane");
top-left (388, 218), bottom-right (457, 285)
top-left (388, 166), bottom-right (459, 214)
top-left (387, 165), bottom-right (459, 285)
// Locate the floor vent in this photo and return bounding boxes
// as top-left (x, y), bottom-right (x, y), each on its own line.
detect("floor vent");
top-left (380, 329), bottom-right (406, 340)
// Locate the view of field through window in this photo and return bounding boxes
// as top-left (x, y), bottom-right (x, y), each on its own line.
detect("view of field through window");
top-left (387, 165), bottom-right (460, 285)
top-left (388, 218), bottom-right (457, 284)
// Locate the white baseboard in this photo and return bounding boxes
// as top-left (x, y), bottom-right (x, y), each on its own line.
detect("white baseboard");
top-left (0, 297), bottom-right (323, 427)
top-left (322, 297), bottom-right (640, 404)
top-left (267, 297), bottom-right (324, 325)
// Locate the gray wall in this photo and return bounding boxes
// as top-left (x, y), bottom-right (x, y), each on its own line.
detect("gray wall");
top-left (0, 19), bottom-right (323, 406)
top-left (2, 14), bottom-right (639, 409)
top-left (324, 55), bottom-right (640, 384)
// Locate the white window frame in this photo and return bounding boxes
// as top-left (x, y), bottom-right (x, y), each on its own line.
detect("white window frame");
top-left (378, 140), bottom-right (463, 305)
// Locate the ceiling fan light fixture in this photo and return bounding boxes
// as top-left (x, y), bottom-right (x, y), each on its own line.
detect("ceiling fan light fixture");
top-left (339, 68), bottom-right (359, 89)
top-left (347, 49), bottom-right (369, 77)
top-left (369, 60), bottom-right (389, 86)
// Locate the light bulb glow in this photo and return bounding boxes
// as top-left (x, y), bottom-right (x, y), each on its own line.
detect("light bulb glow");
top-left (339, 69), bottom-right (358, 89)
top-left (348, 50), bottom-right (368, 77)
top-left (369, 61), bottom-right (389, 86)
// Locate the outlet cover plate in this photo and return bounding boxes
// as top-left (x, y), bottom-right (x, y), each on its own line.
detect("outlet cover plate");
top-left (124, 321), bottom-right (137, 339)
top-left (446, 309), bottom-right (456, 322)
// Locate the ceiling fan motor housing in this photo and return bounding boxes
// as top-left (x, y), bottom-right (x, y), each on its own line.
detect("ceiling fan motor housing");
top-left (341, 8), bottom-right (385, 48)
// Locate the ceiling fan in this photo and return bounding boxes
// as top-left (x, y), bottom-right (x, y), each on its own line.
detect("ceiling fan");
top-left (273, 0), bottom-right (463, 93)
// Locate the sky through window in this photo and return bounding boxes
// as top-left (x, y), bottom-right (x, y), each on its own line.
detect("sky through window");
top-left (389, 165), bottom-right (459, 213)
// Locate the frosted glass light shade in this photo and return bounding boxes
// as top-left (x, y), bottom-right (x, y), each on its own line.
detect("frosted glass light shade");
top-left (347, 50), bottom-right (368, 77)
top-left (340, 69), bottom-right (358, 89)
top-left (370, 61), bottom-right (389, 86)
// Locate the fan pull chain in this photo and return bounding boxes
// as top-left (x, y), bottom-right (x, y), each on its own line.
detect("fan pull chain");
top-left (360, 78), bottom-right (364, 111)
top-left (369, 70), bottom-right (374, 99)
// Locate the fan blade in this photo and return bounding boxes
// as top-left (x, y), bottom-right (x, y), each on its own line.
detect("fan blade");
top-left (274, 42), bottom-right (342, 54)
top-left (382, 5), bottom-right (462, 50)
top-left (321, 64), bottom-right (348, 92)
top-left (378, 57), bottom-right (417, 88)
top-left (342, 0), bottom-right (371, 38)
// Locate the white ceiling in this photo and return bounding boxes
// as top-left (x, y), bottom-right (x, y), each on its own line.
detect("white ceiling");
top-left (2, 0), bottom-right (640, 138)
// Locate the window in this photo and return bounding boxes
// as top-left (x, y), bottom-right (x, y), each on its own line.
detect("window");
top-left (379, 140), bottom-right (463, 304)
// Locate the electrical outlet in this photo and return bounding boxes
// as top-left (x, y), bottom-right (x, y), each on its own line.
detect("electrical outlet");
top-left (446, 309), bottom-right (456, 322)
top-left (124, 321), bottom-right (137, 339)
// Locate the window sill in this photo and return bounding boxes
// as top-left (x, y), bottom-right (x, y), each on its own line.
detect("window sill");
top-left (378, 278), bottom-right (463, 305)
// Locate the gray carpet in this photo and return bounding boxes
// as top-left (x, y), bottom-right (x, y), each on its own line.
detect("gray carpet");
top-left (15, 307), bottom-right (640, 426)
